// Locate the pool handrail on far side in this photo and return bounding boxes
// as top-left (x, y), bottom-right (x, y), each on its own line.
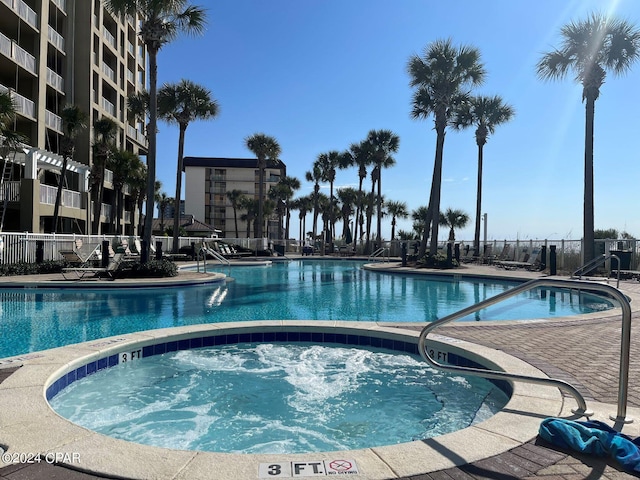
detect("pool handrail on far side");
top-left (418, 278), bottom-right (633, 424)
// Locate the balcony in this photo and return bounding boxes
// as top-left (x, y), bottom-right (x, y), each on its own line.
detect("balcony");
top-left (45, 110), bottom-right (62, 132)
top-left (104, 169), bottom-right (113, 185)
top-left (12, 42), bottom-right (36, 75)
top-left (101, 97), bottom-right (115, 117)
top-left (101, 63), bottom-right (115, 83)
top-left (51, 0), bottom-right (66, 14)
top-left (46, 68), bottom-right (64, 92)
top-left (0, 84), bottom-right (35, 118)
top-left (47, 26), bottom-right (65, 53)
top-left (101, 203), bottom-right (112, 222)
top-left (102, 27), bottom-right (116, 50)
top-left (40, 184), bottom-right (81, 209)
top-left (11, 0), bottom-right (38, 30)
top-left (0, 31), bottom-right (10, 58)
top-left (126, 68), bottom-right (134, 84)
top-left (0, 181), bottom-right (20, 202)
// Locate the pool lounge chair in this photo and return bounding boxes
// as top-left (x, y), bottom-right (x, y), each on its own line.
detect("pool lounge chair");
top-left (62, 253), bottom-right (125, 280)
top-left (58, 242), bottom-right (101, 266)
top-left (496, 247), bottom-right (541, 271)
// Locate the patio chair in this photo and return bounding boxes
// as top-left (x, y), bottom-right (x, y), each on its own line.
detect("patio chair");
top-left (497, 247), bottom-right (541, 270)
top-left (58, 242), bottom-right (101, 266)
top-left (62, 253), bottom-right (125, 280)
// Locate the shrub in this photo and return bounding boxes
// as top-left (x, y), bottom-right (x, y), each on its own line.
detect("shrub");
top-left (121, 258), bottom-right (178, 278)
top-left (0, 261), bottom-right (65, 277)
top-left (417, 253), bottom-right (459, 269)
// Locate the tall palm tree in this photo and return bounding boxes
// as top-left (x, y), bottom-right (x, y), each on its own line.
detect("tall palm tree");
top-left (109, 149), bottom-right (140, 234)
top-left (128, 157), bottom-right (147, 235)
top-left (292, 195), bottom-right (313, 245)
top-left (105, 0), bottom-right (207, 255)
top-left (226, 189), bottom-right (245, 238)
top-left (52, 105), bottom-right (87, 233)
top-left (158, 79), bottom-right (219, 252)
top-left (245, 133), bottom-right (281, 238)
top-left (336, 187), bottom-right (358, 241)
top-left (366, 129), bottom-right (399, 245)
top-left (314, 150), bottom-right (348, 246)
top-left (277, 175), bottom-right (300, 240)
top-left (408, 39), bottom-right (485, 256)
top-left (537, 13), bottom-right (640, 264)
top-left (439, 208), bottom-right (470, 242)
top-left (411, 205), bottom-right (430, 240)
top-left (386, 200), bottom-right (409, 240)
top-left (452, 95), bottom-right (514, 257)
top-left (156, 191), bottom-right (171, 233)
top-left (346, 140), bottom-right (373, 246)
top-left (239, 197), bottom-right (258, 238)
top-left (305, 164), bottom-right (323, 244)
top-left (90, 117), bottom-right (118, 234)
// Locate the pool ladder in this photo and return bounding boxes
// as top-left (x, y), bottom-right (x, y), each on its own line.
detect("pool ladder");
top-left (418, 278), bottom-right (633, 423)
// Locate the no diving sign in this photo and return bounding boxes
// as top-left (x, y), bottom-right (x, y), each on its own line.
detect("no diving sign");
top-left (258, 459), bottom-right (359, 477)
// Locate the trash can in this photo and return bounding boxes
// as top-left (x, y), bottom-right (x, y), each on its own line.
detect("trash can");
top-left (610, 250), bottom-right (632, 271)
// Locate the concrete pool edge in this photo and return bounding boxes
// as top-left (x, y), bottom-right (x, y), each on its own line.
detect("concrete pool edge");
top-left (0, 321), bottom-right (572, 480)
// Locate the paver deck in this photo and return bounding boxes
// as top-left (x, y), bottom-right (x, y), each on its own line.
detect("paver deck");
top-left (1, 261), bottom-right (639, 479)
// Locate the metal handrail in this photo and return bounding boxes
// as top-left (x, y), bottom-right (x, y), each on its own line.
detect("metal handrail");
top-left (368, 247), bottom-right (389, 262)
top-left (197, 244), bottom-right (231, 277)
top-left (418, 278), bottom-right (633, 422)
top-left (573, 253), bottom-right (620, 288)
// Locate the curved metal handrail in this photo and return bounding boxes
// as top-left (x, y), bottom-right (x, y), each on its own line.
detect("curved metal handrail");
top-left (572, 253), bottom-right (620, 288)
top-left (418, 278), bottom-right (632, 422)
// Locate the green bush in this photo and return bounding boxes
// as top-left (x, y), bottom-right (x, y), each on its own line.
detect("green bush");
top-left (0, 261), bottom-right (65, 276)
top-left (121, 258), bottom-right (178, 278)
top-left (417, 252), bottom-right (459, 269)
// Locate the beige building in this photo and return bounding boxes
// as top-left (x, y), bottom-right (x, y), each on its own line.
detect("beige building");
top-left (183, 157), bottom-right (286, 239)
top-left (0, 0), bottom-right (147, 234)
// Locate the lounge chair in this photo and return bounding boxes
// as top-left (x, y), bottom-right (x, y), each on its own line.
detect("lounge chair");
top-left (58, 242), bottom-right (101, 266)
top-left (496, 247), bottom-right (541, 270)
top-left (62, 253), bottom-right (125, 280)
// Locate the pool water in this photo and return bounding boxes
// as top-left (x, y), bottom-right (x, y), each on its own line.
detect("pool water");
top-left (49, 342), bottom-right (509, 453)
top-left (0, 260), bottom-right (613, 358)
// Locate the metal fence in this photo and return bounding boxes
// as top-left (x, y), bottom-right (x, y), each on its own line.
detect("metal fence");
top-left (0, 232), bottom-right (637, 274)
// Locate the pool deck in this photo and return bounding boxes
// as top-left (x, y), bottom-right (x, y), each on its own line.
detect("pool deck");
top-left (1, 259), bottom-right (640, 479)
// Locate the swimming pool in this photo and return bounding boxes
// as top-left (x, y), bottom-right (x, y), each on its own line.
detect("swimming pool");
top-left (0, 260), bottom-right (613, 359)
top-left (49, 341), bottom-right (510, 454)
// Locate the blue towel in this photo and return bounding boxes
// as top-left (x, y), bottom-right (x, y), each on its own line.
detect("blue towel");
top-left (539, 418), bottom-right (640, 473)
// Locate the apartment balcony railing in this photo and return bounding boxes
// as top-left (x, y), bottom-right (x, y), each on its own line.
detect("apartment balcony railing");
top-left (127, 42), bottom-right (135, 56)
top-left (104, 169), bottom-right (113, 185)
top-left (124, 211), bottom-right (131, 223)
top-left (0, 181), bottom-right (20, 202)
top-left (47, 26), bottom-right (65, 53)
top-left (0, 84), bottom-right (35, 118)
top-left (137, 131), bottom-right (146, 144)
top-left (101, 203), bottom-right (112, 221)
top-left (126, 69), bottom-right (134, 84)
top-left (5, 0), bottom-right (38, 30)
top-left (46, 68), bottom-right (64, 93)
top-left (40, 184), bottom-right (81, 209)
top-left (102, 63), bottom-right (115, 83)
top-left (0, 0), bottom-right (12, 10)
top-left (101, 97), bottom-right (115, 117)
top-left (0, 31), bottom-right (11, 59)
top-left (102, 27), bottom-right (116, 50)
top-left (12, 42), bottom-right (36, 75)
top-left (45, 110), bottom-right (62, 132)
top-left (51, 0), bottom-right (66, 14)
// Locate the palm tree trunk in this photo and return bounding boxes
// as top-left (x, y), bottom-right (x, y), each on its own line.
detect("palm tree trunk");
top-left (376, 166), bottom-right (382, 244)
top-left (428, 125), bottom-right (446, 255)
top-left (143, 47), bottom-right (159, 259)
top-left (172, 125), bottom-right (186, 253)
top-left (257, 159), bottom-right (265, 238)
top-left (583, 96), bottom-right (596, 264)
top-left (233, 207), bottom-right (239, 238)
top-left (354, 177), bottom-right (363, 246)
top-left (473, 143), bottom-right (484, 257)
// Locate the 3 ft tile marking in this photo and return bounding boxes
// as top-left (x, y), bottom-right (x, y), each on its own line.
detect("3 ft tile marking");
top-left (258, 459), bottom-right (359, 477)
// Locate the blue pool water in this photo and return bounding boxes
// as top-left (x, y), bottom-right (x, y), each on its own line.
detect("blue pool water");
top-left (50, 342), bottom-right (510, 453)
top-left (0, 260), bottom-right (612, 358)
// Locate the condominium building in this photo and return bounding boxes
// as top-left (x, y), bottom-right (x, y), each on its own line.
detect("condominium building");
top-left (0, 0), bottom-right (147, 234)
top-left (183, 157), bottom-right (286, 239)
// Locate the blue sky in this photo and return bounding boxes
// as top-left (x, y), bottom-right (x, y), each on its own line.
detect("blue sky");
top-left (153, 0), bottom-right (640, 242)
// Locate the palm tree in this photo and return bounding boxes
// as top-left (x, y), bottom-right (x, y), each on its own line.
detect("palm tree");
top-left (0, 92), bottom-right (25, 231)
top-left (109, 150), bottom-right (140, 234)
top-left (158, 79), bottom-right (219, 252)
top-left (439, 208), bottom-right (470, 242)
top-left (408, 39), bottom-right (485, 256)
top-left (90, 117), bottom-right (118, 234)
top-left (336, 187), bottom-right (358, 242)
top-left (537, 13), bottom-right (640, 264)
top-left (156, 191), bottom-right (172, 233)
top-left (366, 129), bottom-right (399, 245)
top-left (292, 195), bottom-right (313, 245)
top-left (239, 197), bottom-right (258, 239)
top-left (314, 150), bottom-right (348, 246)
top-left (276, 176), bottom-right (301, 240)
top-left (104, 0), bottom-right (207, 255)
top-left (128, 157), bottom-right (147, 235)
top-left (411, 205), bottom-right (430, 240)
top-left (452, 95), bottom-right (514, 257)
top-left (226, 189), bottom-right (245, 238)
top-left (386, 200), bottom-right (409, 240)
top-left (305, 164), bottom-right (323, 244)
top-left (346, 140), bottom-right (373, 246)
top-left (245, 133), bottom-right (281, 238)
top-left (52, 105), bottom-right (87, 233)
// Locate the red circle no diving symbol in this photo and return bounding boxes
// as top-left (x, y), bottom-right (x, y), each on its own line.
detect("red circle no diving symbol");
top-left (329, 460), bottom-right (352, 471)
